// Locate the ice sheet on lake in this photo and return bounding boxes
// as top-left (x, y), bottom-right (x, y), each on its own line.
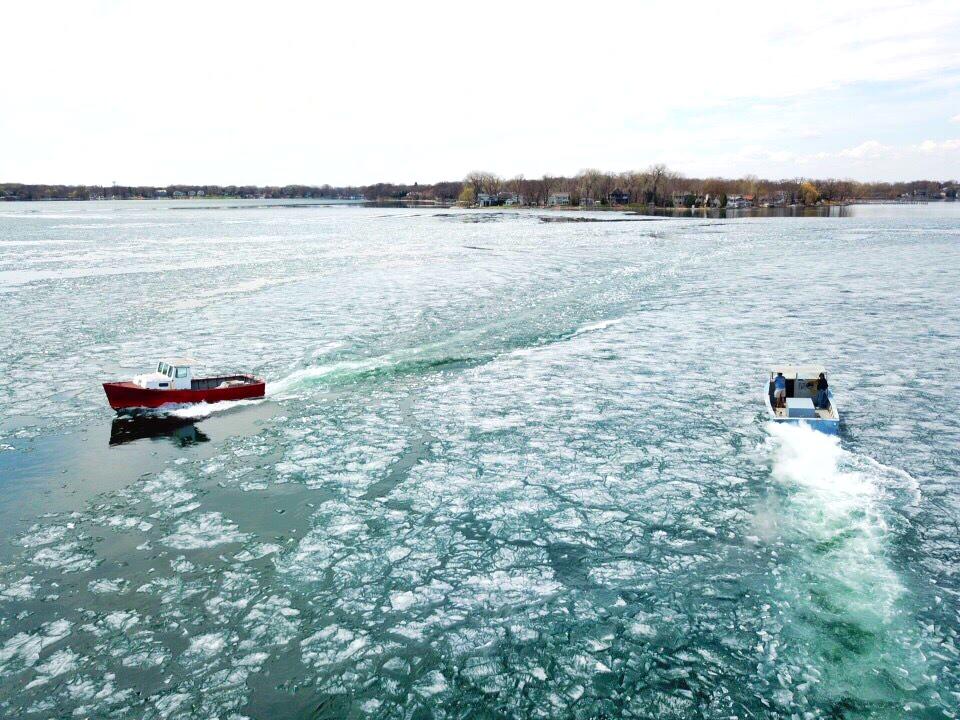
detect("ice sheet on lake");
top-left (1, 205), bottom-right (958, 717)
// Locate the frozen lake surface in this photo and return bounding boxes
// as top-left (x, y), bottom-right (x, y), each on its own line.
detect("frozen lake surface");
top-left (1, 200), bottom-right (958, 718)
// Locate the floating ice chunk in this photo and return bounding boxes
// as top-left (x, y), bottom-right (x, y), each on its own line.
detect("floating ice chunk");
top-left (457, 569), bottom-right (561, 609)
top-left (170, 556), bottom-right (195, 573)
top-left (241, 595), bottom-right (301, 649)
top-left (24, 698), bottom-right (56, 715)
top-left (413, 670), bottom-right (448, 697)
top-left (167, 502), bottom-right (202, 517)
top-left (186, 631), bottom-right (227, 658)
top-left (381, 657), bottom-right (409, 674)
top-left (151, 691), bottom-right (191, 718)
top-left (239, 481), bottom-right (268, 492)
top-left (18, 524), bottom-right (69, 547)
top-left (66, 676), bottom-right (97, 701)
top-left (31, 542), bottom-right (99, 573)
top-left (233, 543), bottom-right (282, 562)
top-left (25, 648), bottom-right (79, 688)
top-left (1, 575), bottom-right (39, 600)
top-left (627, 621), bottom-right (657, 638)
top-left (163, 512), bottom-right (247, 549)
top-left (104, 610), bottom-right (139, 632)
top-left (235, 651), bottom-right (271, 668)
top-left (87, 578), bottom-right (128, 594)
top-left (0, 619), bottom-right (71, 669)
top-left (104, 515), bottom-right (153, 532)
top-left (122, 646), bottom-right (170, 668)
top-left (300, 625), bottom-right (368, 668)
top-left (389, 591), bottom-right (418, 611)
top-left (386, 546), bottom-right (410, 563)
top-left (588, 560), bottom-right (647, 584)
top-left (546, 508), bottom-right (583, 530)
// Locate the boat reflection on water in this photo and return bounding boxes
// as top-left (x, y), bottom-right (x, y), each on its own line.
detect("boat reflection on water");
top-left (109, 414), bottom-right (210, 447)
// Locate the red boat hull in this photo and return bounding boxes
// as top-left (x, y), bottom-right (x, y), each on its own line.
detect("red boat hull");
top-left (103, 376), bottom-right (265, 411)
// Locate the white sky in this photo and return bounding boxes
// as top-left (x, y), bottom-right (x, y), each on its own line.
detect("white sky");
top-left (2, 0), bottom-right (959, 185)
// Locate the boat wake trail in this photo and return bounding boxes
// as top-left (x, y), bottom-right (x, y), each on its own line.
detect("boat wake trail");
top-left (267, 358), bottom-right (388, 397)
top-left (757, 423), bottom-right (928, 712)
top-left (268, 318), bottom-right (626, 397)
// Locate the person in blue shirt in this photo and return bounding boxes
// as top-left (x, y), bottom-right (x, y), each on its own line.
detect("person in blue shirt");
top-left (773, 372), bottom-right (787, 409)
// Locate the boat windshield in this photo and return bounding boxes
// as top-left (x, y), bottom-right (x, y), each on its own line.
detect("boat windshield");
top-left (157, 362), bottom-right (166, 374)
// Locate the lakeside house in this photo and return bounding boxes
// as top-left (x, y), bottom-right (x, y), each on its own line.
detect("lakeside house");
top-left (725, 194), bottom-right (754, 209)
top-left (759, 190), bottom-right (790, 207)
top-left (548, 191), bottom-right (571, 206)
top-left (608, 189), bottom-right (630, 205)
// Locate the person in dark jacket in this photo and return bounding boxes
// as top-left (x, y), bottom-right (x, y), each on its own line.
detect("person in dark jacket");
top-left (815, 372), bottom-right (829, 409)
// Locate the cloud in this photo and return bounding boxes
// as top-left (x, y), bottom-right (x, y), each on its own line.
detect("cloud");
top-left (915, 138), bottom-right (960, 153)
top-left (837, 140), bottom-right (893, 160)
top-left (951, 114), bottom-right (960, 123)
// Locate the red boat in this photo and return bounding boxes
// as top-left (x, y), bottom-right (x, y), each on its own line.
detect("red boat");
top-left (103, 358), bottom-right (265, 411)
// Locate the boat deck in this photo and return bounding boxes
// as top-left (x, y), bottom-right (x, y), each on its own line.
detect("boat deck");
top-left (771, 405), bottom-right (837, 420)
top-left (190, 374), bottom-right (259, 391)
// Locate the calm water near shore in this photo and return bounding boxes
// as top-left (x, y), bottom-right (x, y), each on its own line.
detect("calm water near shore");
top-left (1, 200), bottom-right (958, 718)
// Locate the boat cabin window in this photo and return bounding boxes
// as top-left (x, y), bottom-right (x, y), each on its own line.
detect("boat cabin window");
top-left (158, 362), bottom-right (168, 375)
top-left (166, 366), bottom-right (174, 378)
top-left (175, 367), bottom-right (189, 378)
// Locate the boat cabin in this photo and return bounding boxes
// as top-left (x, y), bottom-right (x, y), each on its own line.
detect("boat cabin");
top-left (767, 364), bottom-right (837, 421)
top-left (134, 357), bottom-right (196, 391)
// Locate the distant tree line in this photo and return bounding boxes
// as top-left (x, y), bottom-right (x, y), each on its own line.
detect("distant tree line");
top-left (455, 167), bottom-right (957, 207)
top-left (1, 169), bottom-right (956, 205)
top-left (0, 183), bottom-right (361, 201)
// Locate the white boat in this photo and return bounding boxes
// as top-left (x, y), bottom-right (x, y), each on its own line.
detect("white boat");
top-left (764, 365), bottom-right (839, 434)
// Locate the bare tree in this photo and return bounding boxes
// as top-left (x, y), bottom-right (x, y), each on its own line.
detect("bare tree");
top-left (646, 164), bottom-right (669, 206)
top-left (463, 171), bottom-right (501, 197)
top-left (508, 174), bottom-right (525, 203)
top-left (576, 168), bottom-right (605, 202)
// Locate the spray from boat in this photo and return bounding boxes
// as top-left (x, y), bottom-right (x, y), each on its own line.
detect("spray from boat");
top-left (757, 422), bottom-right (927, 707)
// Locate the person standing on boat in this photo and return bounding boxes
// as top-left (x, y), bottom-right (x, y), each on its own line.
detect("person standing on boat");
top-left (815, 372), bottom-right (829, 409)
top-left (773, 372), bottom-right (787, 409)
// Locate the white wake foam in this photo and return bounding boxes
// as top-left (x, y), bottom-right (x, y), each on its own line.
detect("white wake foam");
top-left (139, 398), bottom-right (265, 420)
top-left (763, 421), bottom-right (903, 623)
